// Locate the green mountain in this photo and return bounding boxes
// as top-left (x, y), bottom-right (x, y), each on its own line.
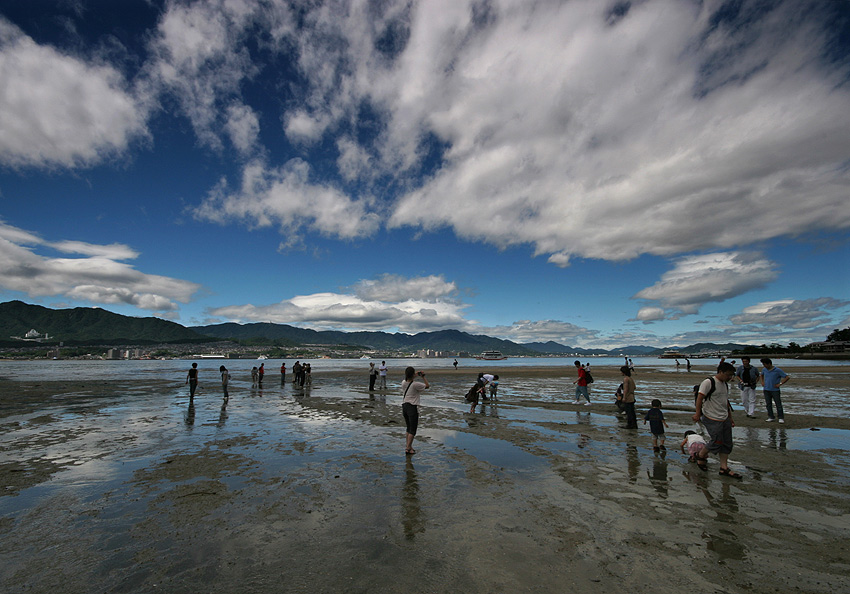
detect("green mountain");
top-left (0, 300), bottom-right (767, 355)
top-left (0, 300), bottom-right (209, 345)
top-left (196, 323), bottom-right (539, 355)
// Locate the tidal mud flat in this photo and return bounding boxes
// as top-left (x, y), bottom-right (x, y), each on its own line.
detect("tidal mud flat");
top-left (1, 365), bottom-right (849, 593)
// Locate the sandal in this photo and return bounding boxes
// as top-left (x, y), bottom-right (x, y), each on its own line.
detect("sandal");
top-left (719, 467), bottom-right (743, 479)
top-left (405, 449), bottom-right (416, 455)
top-left (696, 458), bottom-right (708, 471)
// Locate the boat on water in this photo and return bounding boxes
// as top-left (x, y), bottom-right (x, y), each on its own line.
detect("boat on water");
top-left (475, 350), bottom-right (508, 360)
top-left (659, 350), bottom-right (685, 359)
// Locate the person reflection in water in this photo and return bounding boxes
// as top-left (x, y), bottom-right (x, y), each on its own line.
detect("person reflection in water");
top-left (402, 458), bottom-right (425, 540)
top-left (185, 400), bottom-right (195, 427)
top-left (217, 398), bottom-right (228, 428)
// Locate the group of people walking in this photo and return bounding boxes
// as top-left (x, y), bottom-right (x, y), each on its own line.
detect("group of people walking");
top-left (400, 356), bottom-right (793, 480)
top-left (185, 360), bottom-right (316, 399)
top-left (189, 355), bottom-right (793, 479)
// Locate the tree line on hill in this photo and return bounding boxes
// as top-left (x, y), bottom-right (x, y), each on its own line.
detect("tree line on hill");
top-left (0, 300), bottom-right (846, 357)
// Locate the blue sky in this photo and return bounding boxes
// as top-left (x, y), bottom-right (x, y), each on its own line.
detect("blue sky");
top-left (0, 0), bottom-right (848, 349)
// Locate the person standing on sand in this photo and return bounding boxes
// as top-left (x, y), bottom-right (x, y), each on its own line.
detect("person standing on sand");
top-left (621, 365), bottom-right (637, 428)
top-left (251, 366), bottom-right (259, 387)
top-left (258, 363), bottom-right (265, 386)
top-left (186, 362), bottom-right (199, 399)
top-left (292, 361), bottom-right (302, 386)
top-left (760, 358), bottom-right (790, 423)
top-left (644, 399), bottom-right (669, 451)
top-left (736, 357), bottom-right (759, 418)
top-left (572, 361), bottom-right (591, 405)
top-left (692, 362), bottom-right (742, 479)
top-left (401, 366), bottom-right (430, 455)
top-left (369, 362), bottom-right (379, 391)
top-left (453, 359), bottom-right (458, 370)
top-left (219, 365), bottom-right (230, 399)
top-left (280, 362), bottom-right (286, 384)
top-left (379, 361), bottom-right (388, 390)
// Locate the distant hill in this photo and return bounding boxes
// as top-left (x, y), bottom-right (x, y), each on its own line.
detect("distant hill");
top-left (660, 343), bottom-right (750, 355)
top-left (0, 300), bottom-right (758, 355)
top-left (0, 300), bottom-right (209, 345)
top-left (196, 323), bottom-right (540, 355)
top-left (522, 341), bottom-right (613, 356)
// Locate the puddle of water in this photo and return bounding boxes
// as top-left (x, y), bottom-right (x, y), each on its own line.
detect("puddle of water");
top-left (425, 428), bottom-right (547, 471)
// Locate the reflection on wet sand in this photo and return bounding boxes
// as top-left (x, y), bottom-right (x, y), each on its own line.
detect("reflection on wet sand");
top-left (683, 470), bottom-right (746, 561)
top-left (647, 452), bottom-right (669, 498)
top-left (217, 398), bottom-right (228, 428)
top-left (401, 458), bottom-right (425, 541)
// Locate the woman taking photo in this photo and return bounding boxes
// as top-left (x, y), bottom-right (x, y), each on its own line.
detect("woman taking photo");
top-left (401, 366), bottom-right (430, 455)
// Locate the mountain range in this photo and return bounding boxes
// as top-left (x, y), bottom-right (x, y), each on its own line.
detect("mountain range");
top-left (0, 300), bottom-right (747, 355)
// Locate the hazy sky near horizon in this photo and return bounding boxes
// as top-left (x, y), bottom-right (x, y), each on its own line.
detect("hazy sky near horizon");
top-left (0, 0), bottom-right (848, 349)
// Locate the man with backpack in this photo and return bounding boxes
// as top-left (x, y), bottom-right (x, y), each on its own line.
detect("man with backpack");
top-left (572, 360), bottom-right (591, 405)
top-left (692, 362), bottom-right (742, 479)
top-left (736, 357), bottom-right (760, 418)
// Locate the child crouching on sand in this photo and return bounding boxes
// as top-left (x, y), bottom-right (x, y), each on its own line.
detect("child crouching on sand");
top-left (681, 430), bottom-right (708, 470)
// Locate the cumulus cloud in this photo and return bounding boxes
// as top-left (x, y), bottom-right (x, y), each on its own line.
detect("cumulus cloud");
top-left (633, 251), bottom-right (778, 315)
top-left (479, 319), bottom-right (597, 345)
top-left (382, 1), bottom-right (850, 261)
top-left (208, 274), bottom-right (471, 332)
top-left (0, 220), bottom-right (201, 312)
top-left (635, 307), bottom-right (666, 323)
top-left (0, 19), bottom-right (147, 168)
top-left (145, 0), bottom-right (850, 263)
top-left (730, 298), bottom-right (848, 330)
top-left (352, 274), bottom-right (458, 303)
top-left (194, 158), bottom-right (381, 241)
top-left (146, 0), bottom-right (259, 152)
top-left (225, 103), bottom-right (261, 156)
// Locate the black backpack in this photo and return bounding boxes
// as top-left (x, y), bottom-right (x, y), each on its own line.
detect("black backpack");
top-left (584, 369), bottom-right (594, 384)
top-left (702, 376), bottom-right (727, 400)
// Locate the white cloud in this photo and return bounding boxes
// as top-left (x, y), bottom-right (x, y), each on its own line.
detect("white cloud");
top-left (336, 137), bottom-right (374, 182)
top-left (0, 220), bottom-right (201, 312)
top-left (352, 274), bottom-right (458, 303)
top-left (480, 319), bottom-right (597, 345)
top-left (152, 0), bottom-right (850, 266)
top-left (635, 307), bottom-right (666, 323)
top-left (382, 1), bottom-right (850, 262)
top-left (225, 103), bottom-right (261, 156)
top-left (729, 298), bottom-right (848, 330)
top-left (0, 19), bottom-right (147, 168)
top-left (633, 251), bottom-right (778, 315)
top-left (146, 0), bottom-right (257, 151)
top-left (194, 158), bottom-right (381, 240)
top-left (208, 275), bottom-right (471, 333)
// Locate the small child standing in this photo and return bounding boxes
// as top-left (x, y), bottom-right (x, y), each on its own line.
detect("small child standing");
top-left (680, 430), bottom-right (708, 470)
top-left (644, 399), bottom-right (670, 452)
top-left (489, 375), bottom-right (499, 400)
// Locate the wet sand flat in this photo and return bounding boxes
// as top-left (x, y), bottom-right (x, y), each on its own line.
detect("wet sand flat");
top-left (1, 365), bottom-right (849, 593)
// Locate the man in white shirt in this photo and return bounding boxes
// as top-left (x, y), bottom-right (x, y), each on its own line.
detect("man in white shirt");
top-left (692, 362), bottom-right (742, 479)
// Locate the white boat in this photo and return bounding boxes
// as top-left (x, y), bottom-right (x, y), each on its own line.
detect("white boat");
top-left (659, 350), bottom-right (685, 359)
top-left (475, 350), bottom-right (507, 360)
